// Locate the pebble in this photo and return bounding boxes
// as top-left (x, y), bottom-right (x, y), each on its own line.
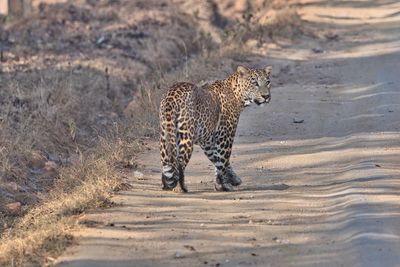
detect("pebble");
top-left (134, 171), bottom-right (144, 179)
top-left (44, 160), bottom-right (58, 171)
top-left (5, 202), bottom-right (21, 215)
top-left (272, 237), bottom-right (289, 244)
top-left (293, 118), bottom-right (304, 124)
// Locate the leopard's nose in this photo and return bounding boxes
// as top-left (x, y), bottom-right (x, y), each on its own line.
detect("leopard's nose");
top-left (262, 94), bottom-right (271, 100)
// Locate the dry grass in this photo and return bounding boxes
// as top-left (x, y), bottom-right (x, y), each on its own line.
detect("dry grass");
top-left (0, 134), bottom-right (141, 266)
top-left (0, 66), bottom-right (147, 266)
top-left (0, 49), bottom-right (212, 267)
top-left (221, 3), bottom-right (309, 47)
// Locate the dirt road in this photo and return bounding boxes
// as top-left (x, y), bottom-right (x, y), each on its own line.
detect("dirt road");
top-left (56, 1), bottom-right (400, 266)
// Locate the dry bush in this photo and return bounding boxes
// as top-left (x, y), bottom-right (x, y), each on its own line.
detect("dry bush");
top-left (0, 127), bottom-right (141, 266)
top-left (0, 67), bottom-right (126, 197)
top-left (0, 65), bottom-right (142, 266)
top-left (0, 4), bottom-right (214, 265)
top-left (214, 0), bottom-right (310, 47)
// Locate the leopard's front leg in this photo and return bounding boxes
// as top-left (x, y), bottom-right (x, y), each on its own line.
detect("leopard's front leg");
top-left (211, 126), bottom-right (237, 192)
top-left (226, 165), bottom-right (242, 186)
top-left (201, 126), bottom-right (241, 190)
top-left (201, 153), bottom-right (241, 187)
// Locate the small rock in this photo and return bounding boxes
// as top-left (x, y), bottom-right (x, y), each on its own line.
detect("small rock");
top-left (134, 171), bottom-right (144, 180)
top-left (312, 48), bottom-right (323, 53)
top-left (248, 219), bottom-right (253, 224)
top-left (174, 251), bottom-right (182, 258)
top-left (184, 245), bottom-right (196, 251)
top-left (44, 160), bottom-right (58, 171)
top-left (96, 35), bottom-right (107, 46)
top-left (272, 236), bottom-right (289, 244)
top-left (293, 118), bottom-right (304, 124)
top-left (5, 202), bottom-right (21, 215)
top-left (325, 32), bottom-right (339, 41)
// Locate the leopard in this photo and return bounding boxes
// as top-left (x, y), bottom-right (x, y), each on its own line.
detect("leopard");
top-left (159, 65), bottom-right (272, 192)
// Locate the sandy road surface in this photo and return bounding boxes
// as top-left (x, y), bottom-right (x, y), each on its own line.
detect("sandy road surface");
top-left (56, 1), bottom-right (400, 266)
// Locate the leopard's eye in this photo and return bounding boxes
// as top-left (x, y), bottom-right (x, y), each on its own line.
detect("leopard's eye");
top-left (251, 80), bottom-right (259, 86)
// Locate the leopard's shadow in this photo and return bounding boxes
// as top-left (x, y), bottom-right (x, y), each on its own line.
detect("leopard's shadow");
top-left (238, 183), bottom-right (290, 192)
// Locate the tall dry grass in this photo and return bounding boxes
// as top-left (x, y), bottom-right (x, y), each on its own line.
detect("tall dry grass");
top-left (0, 133), bottom-right (141, 266)
top-left (0, 66), bottom-right (144, 265)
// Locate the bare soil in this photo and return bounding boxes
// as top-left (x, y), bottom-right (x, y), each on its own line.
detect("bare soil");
top-left (53, 1), bottom-right (400, 266)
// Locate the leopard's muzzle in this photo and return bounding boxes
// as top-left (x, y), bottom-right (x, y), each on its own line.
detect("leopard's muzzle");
top-left (254, 94), bottom-right (271, 105)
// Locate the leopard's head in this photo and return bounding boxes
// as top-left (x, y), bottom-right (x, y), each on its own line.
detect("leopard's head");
top-left (235, 65), bottom-right (272, 107)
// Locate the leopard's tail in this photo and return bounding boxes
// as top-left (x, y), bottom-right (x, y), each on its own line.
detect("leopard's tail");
top-left (159, 101), bottom-right (180, 190)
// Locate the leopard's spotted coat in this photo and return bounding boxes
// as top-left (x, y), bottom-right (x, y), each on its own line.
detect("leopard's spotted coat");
top-left (159, 66), bottom-right (272, 192)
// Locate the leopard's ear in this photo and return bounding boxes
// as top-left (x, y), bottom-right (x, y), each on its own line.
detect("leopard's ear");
top-left (236, 65), bottom-right (249, 76)
top-left (265, 66), bottom-right (272, 75)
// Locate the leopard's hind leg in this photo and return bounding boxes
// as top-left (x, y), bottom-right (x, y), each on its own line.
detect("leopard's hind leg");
top-left (160, 129), bottom-right (179, 190)
top-left (160, 101), bottom-right (180, 190)
top-left (175, 118), bottom-right (194, 193)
